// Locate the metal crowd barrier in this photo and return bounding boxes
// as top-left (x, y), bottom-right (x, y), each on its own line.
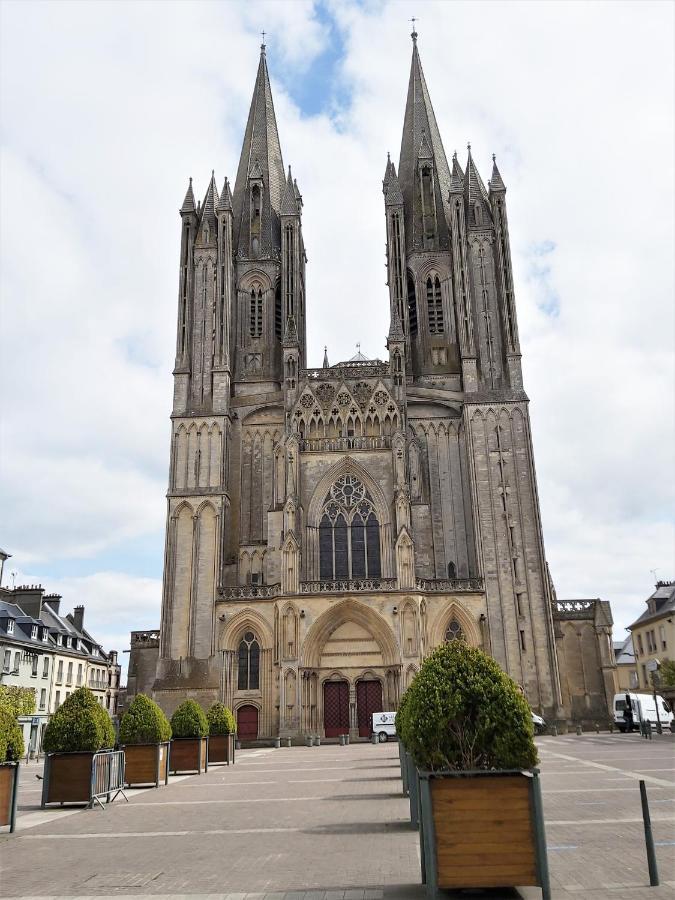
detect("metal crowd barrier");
top-left (89, 749), bottom-right (128, 810)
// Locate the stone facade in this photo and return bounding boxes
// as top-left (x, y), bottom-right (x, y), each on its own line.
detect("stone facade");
top-left (139, 35), bottom-right (615, 735)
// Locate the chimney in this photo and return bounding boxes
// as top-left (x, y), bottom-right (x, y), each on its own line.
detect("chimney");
top-left (44, 594), bottom-right (62, 615)
top-left (72, 605), bottom-right (85, 631)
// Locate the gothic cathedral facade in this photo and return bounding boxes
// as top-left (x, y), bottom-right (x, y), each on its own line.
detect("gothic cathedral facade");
top-left (152, 36), bottom-right (566, 737)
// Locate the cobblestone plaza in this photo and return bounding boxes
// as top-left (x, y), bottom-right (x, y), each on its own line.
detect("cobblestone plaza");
top-left (1, 733), bottom-right (674, 899)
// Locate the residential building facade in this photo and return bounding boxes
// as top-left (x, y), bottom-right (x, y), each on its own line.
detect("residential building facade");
top-left (629, 581), bottom-right (675, 691)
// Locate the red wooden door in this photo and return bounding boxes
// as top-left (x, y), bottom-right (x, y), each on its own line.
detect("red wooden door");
top-left (237, 705), bottom-right (258, 741)
top-left (356, 680), bottom-right (383, 737)
top-left (323, 681), bottom-right (350, 737)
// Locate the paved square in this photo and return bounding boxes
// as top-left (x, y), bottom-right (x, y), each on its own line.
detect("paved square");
top-left (1, 733), bottom-right (674, 899)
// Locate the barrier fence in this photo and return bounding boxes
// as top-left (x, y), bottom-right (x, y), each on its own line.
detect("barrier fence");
top-left (90, 749), bottom-right (127, 809)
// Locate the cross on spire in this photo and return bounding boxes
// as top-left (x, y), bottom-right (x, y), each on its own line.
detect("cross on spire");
top-left (410, 17), bottom-right (418, 41)
top-left (260, 30), bottom-right (266, 53)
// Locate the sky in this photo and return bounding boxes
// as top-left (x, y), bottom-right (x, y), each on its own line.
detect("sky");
top-left (1, 0), bottom-right (673, 680)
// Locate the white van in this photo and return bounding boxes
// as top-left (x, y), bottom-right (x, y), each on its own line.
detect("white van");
top-left (613, 692), bottom-right (673, 731)
top-left (372, 711), bottom-right (397, 742)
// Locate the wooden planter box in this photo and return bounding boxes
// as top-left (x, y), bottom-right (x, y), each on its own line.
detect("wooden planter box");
top-left (0, 762), bottom-right (20, 832)
top-left (418, 769), bottom-right (550, 899)
top-left (41, 752), bottom-right (95, 806)
top-left (122, 742), bottom-right (170, 787)
top-left (169, 737), bottom-right (208, 774)
top-left (207, 733), bottom-right (235, 766)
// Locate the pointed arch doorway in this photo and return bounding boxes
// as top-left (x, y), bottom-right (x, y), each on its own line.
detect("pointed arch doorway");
top-left (323, 681), bottom-right (349, 737)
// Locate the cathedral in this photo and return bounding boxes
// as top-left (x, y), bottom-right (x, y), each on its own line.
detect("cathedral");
top-left (135, 33), bottom-right (616, 738)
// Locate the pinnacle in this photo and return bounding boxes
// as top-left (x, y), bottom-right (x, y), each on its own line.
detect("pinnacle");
top-left (489, 155), bottom-right (506, 193)
top-left (280, 165), bottom-right (299, 215)
top-left (216, 177), bottom-right (233, 212)
top-left (180, 177), bottom-right (196, 214)
top-left (449, 153), bottom-right (464, 194)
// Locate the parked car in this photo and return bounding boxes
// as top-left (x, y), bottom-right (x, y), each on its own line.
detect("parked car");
top-left (531, 711), bottom-right (546, 734)
top-left (613, 692), bottom-right (673, 732)
top-left (372, 711), bottom-right (396, 742)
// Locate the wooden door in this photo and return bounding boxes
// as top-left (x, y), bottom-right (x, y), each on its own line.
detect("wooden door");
top-left (323, 681), bottom-right (350, 737)
top-left (356, 680), bottom-right (383, 737)
top-left (237, 705), bottom-right (258, 741)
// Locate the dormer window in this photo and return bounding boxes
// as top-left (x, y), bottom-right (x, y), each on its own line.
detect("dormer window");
top-left (93, 646), bottom-right (99, 657)
top-left (56, 634), bottom-right (63, 646)
top-left (66, 636), bottom-right (72, 648)
top-left (31, 625), bottom-right (38, 639)
top-left (42, 628), bottom-right (49, 642)
top-left (474, 202), bottom-right (482, 226)
top-left (6, 620), bottom-right (14, 635)
top-left (250, 183), bottom-right (262, 256)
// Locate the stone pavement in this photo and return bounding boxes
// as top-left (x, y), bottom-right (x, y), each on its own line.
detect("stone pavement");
top-left (0, 733), bottom-right (674, 899)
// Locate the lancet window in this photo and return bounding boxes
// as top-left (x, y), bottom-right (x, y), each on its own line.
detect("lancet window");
top-left (426, 275), bottom-right (444, 334)
top-left (249, 285), bottom-right (263, 337)
top-left (238, 631), bottom-right (260, 690)
top-left (319, 474), bottom-right (381, 580)
top-left (407, 271), bottom-right (418, 337)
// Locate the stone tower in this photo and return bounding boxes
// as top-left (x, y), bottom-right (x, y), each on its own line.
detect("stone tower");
top-left (153, 35), bottom-right (565, 729)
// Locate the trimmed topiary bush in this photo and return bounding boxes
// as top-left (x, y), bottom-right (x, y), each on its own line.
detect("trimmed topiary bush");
top-left (42, 687), bottom-right (115, 754)
top-left (120, 694), bottom-right (171, 745)
top-left (206, 703), bottom-right (236, 736)
top-left (170, 699), bottom-right (208, 738)
top-left (0, 706), bottom-right (25, 763)
top-left (399, 641), bottom-right (537, 772)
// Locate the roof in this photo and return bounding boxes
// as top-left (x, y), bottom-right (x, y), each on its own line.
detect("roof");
top-left (628, 581), bottom-right (675, 629)
top-left (397, 36), bottom-right (451, 251)
top-left (231, 45), bottom-right (286, 257)
top-left (349, 349), bottom-right (369, 362)
top-left (614, 634), bottom-right (636, 666)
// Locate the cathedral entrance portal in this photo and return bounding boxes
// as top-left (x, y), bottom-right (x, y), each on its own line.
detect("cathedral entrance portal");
top-left (356, 680), bottom-right (383, 737)
top-left (323, 681), bottom-right (350, 737)
top-left (237, 705), bottom-right (258, 741)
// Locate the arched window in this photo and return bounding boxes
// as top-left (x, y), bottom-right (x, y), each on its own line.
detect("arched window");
top-left (445, 619), bottom-right (464, 643)
top-left (426, 275), bottom-right (444, 334)
top-left (318, 474), bottom-right (381, 581)
top-left (407, 271), bottom-right (418, 337)
top-left (447, 561), bottom-right (456, 579)
top-left (249, 285), bottom-right (263, 337)
top-left (238, 631), bottom-right (260, 690)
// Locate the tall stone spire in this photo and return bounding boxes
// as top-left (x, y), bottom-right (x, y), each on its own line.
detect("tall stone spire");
top-left (397, 33), bottom-right (452, 250)
top-left (231, 43), bottom-right (286, 257)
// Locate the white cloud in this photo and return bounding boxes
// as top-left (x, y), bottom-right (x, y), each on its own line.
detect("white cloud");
top-left (1, 0), bottom-right (673, 665)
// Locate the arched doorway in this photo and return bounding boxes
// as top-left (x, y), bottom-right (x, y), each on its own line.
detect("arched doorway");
top-left (356, 679), bottom-right (383, 737)
top-left (237, 705), bottom-right (258, 741)
top-left (323, 681), bottom-right (349, 737)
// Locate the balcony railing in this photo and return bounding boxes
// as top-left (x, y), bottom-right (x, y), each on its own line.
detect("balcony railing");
top-left (300, 436), bottom-right (391, 453)
top-left (300, 578), bottom-right (399, 594)
top-left (414, 578), bottom-right (484, 593)
top-left (554, 599), bottom-right (595, 620)
top-left (219, 584), bottom-right (281, 600)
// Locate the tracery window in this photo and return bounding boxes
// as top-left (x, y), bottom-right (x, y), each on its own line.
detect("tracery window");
top-left (249, 286), bottom-right (263, 337)
top-left (445, 619), bottom-right (464, 643)
top-left (238, 631), bottom-right (260, 690)
top-left (319, 474), bottom-right (381, 580)
top-left (426, 275), bottom-right (444, 334)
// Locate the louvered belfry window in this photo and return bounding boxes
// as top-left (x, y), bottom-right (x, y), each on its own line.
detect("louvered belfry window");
top-left (426, 275), bottom-right (444, 334)
top-left (319, 475), bottom-right (381, 581)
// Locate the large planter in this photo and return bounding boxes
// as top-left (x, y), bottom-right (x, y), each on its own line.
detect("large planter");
top-left (399, 740), bottom-right (409, 795)
top-left (418, 769), bottom-right (550, 899)
top-left (208, 733), bottom-right (235, 766)
top-left (122, 742), bottom-right (170, 787)
top-left (169, 737), bottom-right (208, 774)
top-left (0, 762), bottom-right (20, 833)
top-left (41, 750), bottom-right (125, 808)
top-left (406, 751), bottom-right (419, 827)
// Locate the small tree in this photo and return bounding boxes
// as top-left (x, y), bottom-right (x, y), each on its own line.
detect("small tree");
top-left (43, 687), bottom-right (115, 753)
top-left (170, 699), bottom-right (208, 738)
top-left (206, 702), bottom-right (236, 736)
top-left (0, 707), bottom-right (25, 763)
top-left (399, 641), bottom-right (537, 772)
top-left (120, 694), bottom-right (171, 745)
top-left (0, 685), bottom-right (36, 718)
top-left (659, 659), bottom-right (675, 688)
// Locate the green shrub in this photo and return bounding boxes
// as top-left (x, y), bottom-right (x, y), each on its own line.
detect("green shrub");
top-left (42, 687), bottom-right (115, 753)
top-left (119, 694), bottom-right (171, 745)
top-left (170, 699), bottom-right (208, 738)
top-left (659, 659), bottom-right (675, 688)
top-left (399, 641), bottom-right (537, 772)
top-left (0, 706), bottom-right (25, 763)
top-left (0, 685), bottom-right (36, 718)
top-left (394, 687), bottom-right (411, 743)
top-left (206, 702), bottom-right (236, 736)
